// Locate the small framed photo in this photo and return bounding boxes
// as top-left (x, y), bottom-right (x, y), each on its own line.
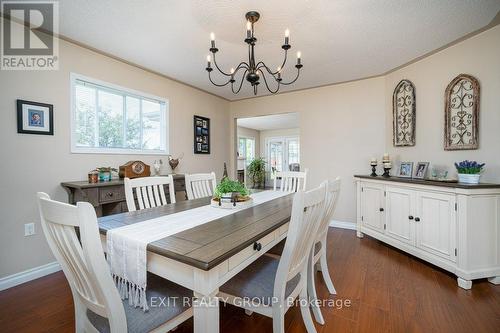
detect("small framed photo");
top-left (398, 162), bottom-right (413, 178)
top-left (194, 115), bottom-right (210, 154)
top-left (414, 162), bottom-right (430, 179)
top-left (17, 99), bottom-right (53, 135)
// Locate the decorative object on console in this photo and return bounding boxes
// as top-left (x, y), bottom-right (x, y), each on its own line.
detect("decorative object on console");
top-left (393, 79), bottom-right (416, 147)
top-left (88, 170), bottom-right (99, 184)
top-left (398, 162), bottom-right (413, 178)
top-left (119, 161), bottom-right (150, 179)
top-left (414, 162), bottom-right (430, 179)
top-left (194, 115), bottom-right (210, 154)
top-left (381, 153), bottom-right (392, 177)
top-left (444, 74), bottom-right (480, 150)
top-left (168, 153), bottom-right (183, 172)
top-left (455, 160), bottom-right (485, 184)
top-left (205, 11), bottom-right (303, 95)
top-left (211, 178), bottom-right (252, 208)
top-left (95, 167), bottom-right (117, 182)
top-left (370, 157), bottom-right (378, 177)
top-left (17, 99), bottom-right (54, 135)
top-left (153, 159), bottom-right (163, 176)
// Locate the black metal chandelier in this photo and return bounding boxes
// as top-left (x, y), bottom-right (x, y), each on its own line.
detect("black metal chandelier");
top-left (205, 11), bottom-right (303, 95)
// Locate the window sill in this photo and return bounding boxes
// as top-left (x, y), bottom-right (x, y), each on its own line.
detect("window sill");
top-left (71, 147), bottom-right (169, 155)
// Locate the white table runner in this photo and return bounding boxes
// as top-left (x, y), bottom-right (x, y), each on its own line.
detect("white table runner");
top-left (106, 190), bottom-right (291, 310)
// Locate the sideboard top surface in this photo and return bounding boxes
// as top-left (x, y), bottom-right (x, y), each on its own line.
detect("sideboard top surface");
top-left (61, 174), bottom-right (185, 189)
top-left (354, 175), bottom-right (500, 189)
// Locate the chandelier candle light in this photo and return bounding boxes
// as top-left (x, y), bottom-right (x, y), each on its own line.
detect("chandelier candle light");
top-left (205, 11), bottom-right (303, 95)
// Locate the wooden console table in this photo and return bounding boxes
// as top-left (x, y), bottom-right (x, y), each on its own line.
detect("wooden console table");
top-left (61, 174), bottom-right (186, 217)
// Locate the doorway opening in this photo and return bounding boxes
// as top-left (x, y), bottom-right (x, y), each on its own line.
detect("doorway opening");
top-left (236, 113), bottom-right (300, 189)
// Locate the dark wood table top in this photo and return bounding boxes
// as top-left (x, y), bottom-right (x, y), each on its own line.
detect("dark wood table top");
top-left (354, 175), bottom-right (500, 189)
top-left (98, 192), bottom-right (294, 270)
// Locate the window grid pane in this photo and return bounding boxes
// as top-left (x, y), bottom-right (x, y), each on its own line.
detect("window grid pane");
top-left (73, 78), bottom-right (167, 153)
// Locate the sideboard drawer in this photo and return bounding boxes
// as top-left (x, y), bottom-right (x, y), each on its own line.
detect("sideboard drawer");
top-left (99, 186), bottom-right (124, 203)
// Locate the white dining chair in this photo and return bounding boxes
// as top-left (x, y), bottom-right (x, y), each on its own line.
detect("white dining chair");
top-left (307, 178), bottom-right (341, 324)
top-left (273, 168), bottom-right (308, 192)
top-left (124, 176), bottom-right (176, 212)
top-left (36, 192), bottom-right (193, 333)
top-left (184, 172), bottom-right (217, 200)
top-left (218, 182), bottom-right (328, 333)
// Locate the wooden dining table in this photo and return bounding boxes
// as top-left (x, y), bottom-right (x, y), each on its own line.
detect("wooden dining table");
top-left (98, 192), bottom-right (294, 333)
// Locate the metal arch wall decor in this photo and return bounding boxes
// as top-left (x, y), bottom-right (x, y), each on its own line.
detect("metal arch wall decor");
top-left (393, 79), bottom-right (416, 146)
top-left (444, 74), bottom-right (480, 150)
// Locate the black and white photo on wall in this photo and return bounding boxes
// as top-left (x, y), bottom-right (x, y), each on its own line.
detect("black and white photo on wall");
top-left (17, 99), bottom-right (54, 135)
top-left (194, 115), bottom-right (210, 154)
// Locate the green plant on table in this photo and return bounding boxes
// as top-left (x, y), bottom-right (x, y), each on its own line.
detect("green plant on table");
top-left (213, 178), bottom-right (249, 200)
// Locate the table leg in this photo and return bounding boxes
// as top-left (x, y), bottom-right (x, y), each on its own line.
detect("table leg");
top-left (193, 291), bottom-right (219, 333)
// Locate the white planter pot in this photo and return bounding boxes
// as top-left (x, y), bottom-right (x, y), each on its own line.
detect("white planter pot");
top-left (458, 173), bottom-right (481, 184)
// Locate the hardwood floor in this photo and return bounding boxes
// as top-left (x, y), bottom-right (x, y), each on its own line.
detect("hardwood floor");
top-left (1, 228), bottom-right (499, 332)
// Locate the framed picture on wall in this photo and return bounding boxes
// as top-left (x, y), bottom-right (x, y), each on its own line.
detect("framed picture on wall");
top-left (194, 115), bottom-right (210, 154)
top-left (17, 99), bottom-right (54, 135)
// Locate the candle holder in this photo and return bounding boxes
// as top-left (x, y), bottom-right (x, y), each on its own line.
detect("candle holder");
top-left (370, 163), bottom-right (377, 177)
top-left (382, 166), bottom-right (391, 177)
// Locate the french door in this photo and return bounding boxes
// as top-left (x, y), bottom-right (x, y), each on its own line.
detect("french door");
top-left (266, 136), bottom-right (300, 184)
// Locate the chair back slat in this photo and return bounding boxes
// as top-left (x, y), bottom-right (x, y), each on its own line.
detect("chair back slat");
top-left (274, 182), bottom-right (327, 298)
top-left (274, 169), bottom-right (308, 192)
top-left (185, 172), bottom-right (217, 200)
top-left (318, 178), bottom-right (341, 240)
top-left (37, 193), bottom-right (127, 330)
top-left (124, 176), bottom-right (176, 212)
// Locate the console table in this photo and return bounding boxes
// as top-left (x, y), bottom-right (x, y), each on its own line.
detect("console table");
top-left (355, 175), bottom-right (500, 290)
top-left (61, 174), bottom-right (186, 217)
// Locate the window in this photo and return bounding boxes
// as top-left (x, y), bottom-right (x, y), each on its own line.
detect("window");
top-left (238, 137), bottom-right (255, 166)
top-left (71, 74), bottom-right (168, 154)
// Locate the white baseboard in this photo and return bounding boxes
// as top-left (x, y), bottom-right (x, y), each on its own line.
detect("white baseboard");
top-left (0, 261), bottom-right (61, 291)
top-left (329, 220), bottom-right (357, 230)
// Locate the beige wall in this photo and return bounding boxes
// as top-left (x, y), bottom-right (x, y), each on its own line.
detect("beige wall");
top-left (385, 25), bottom-right (500, 181)
top-left (0, 31), bottom-right (230, 278)
top-left (230, 78), bottom-right (387, 223)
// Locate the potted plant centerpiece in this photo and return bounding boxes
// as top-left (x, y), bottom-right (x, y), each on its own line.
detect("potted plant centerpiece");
top-left (455, 160), bottom-right (485, 184)
top-left (212, 178), bottom-right (252, 208)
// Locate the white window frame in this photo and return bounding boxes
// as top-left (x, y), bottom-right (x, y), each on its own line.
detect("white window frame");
top-left (238, 135), bottom-right (256, 166)
top-left (70, 73), bottom-right (169, 155)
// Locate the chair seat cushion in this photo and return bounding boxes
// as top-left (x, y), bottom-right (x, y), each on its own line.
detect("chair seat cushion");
top-left (220, 255), bottom-right (301, 306)
top-left (267, 239), bottom-right (321, 256)
top-left (87, 273), bottom-right (192, 333)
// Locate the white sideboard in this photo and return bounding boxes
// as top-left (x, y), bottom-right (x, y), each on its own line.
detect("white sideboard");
top-left (354, 175), bottom-right (500, 289)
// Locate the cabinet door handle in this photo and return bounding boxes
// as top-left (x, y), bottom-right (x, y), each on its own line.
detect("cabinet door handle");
top-left (414, 217), bottom-right (420, 222)
top-left (409, 215), bottom-right (414, 220)
top-left (253, 242), bottom-right (262, 251)
top-left (379, 208), bottom-right (384, 212)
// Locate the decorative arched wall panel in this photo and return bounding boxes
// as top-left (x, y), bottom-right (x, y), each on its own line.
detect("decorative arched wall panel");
top-left (444, 74), bottom-right (480, 150)
top-left (393, 79), bottom-right (416, 147)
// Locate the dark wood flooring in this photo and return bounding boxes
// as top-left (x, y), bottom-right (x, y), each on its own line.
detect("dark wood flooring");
top-left (1, 228), bottom-right (499, 332)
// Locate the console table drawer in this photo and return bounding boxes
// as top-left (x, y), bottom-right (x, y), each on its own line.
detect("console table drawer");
top-left (99, 186), bottom-right (124, 203)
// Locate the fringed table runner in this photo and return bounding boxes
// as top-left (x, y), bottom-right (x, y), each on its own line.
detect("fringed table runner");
top-left (106, 190), bottom-right (290, 310)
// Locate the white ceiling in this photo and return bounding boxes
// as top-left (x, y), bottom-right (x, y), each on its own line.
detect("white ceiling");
top-left (238, 113), bottom-right (299, 131)
top-left (56, 0), bottom-right (500, 101)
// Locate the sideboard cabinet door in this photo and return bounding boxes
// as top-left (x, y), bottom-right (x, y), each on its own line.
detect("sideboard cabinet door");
top-left (385, 186), bottom-right (415, 245)
top-left (360, 182), bottom-right (385, 233)
top-left (415, 191), bottom-right (457, 262)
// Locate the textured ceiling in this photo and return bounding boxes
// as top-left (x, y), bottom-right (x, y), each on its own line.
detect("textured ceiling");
top-left (56, 0), bottom-right (500, 100)
top-left (238, 113), bottom-right (299, 131)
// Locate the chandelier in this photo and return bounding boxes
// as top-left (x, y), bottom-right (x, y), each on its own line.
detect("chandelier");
top-left (205, 11), bottom-right (303, 95)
